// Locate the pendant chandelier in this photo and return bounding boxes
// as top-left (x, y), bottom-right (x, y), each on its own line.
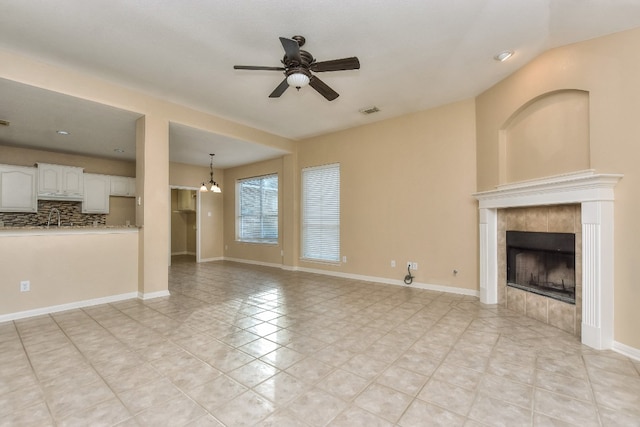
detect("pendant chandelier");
top-left (200, 153), bottom-right (221, 193)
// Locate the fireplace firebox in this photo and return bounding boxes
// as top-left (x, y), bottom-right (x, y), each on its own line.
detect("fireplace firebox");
top-left (506, 231), bottom-right (576, 304)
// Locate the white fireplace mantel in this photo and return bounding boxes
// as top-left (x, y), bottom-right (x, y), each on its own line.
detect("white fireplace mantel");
top-left (473, 170), bottom-right (623, 350)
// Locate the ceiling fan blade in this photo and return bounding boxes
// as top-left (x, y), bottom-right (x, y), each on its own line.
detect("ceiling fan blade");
top-left (279, 37), bottom-right (301, 63)
top-left (269, 78), bottom-right (289, 98)
top-left (311, 57), bottom-right (360, 72)
top-left (309, 76), bottom-right (339, 101)
top-left (234, 65), bottom-right (286, 71)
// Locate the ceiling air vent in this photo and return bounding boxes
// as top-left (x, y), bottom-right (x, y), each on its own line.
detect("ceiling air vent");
top-left (0, 119), bottom-right (10, 126)
top-left (359, 106), bottom-right (380, 115)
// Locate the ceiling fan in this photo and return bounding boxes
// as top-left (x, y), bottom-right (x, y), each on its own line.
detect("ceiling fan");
top-left (233, 35), bottom-right (360, 101)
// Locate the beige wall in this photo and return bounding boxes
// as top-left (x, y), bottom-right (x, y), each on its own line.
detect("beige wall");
top-left (106, 197), bottom-right (136, 227)
top-left (0, 144), bottom-right (136, 175)
top-left (295, 100), bottom-right (478, 290)
top-left (476, 28), bottom-right (640, 349)
top-left (225, 101), bottom-right (478, 291)
top-left (0, 231), bottom-right (138, 316)
top-left (503, 90), bottom-right (590, 183)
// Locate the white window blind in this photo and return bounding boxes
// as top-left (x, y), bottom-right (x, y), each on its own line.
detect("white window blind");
top-left (301, 163), bottom-right (340, 262)
top-left (237, 174), bottom-right (278, 243)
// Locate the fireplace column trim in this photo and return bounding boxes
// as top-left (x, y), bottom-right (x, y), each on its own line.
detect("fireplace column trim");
top-left (479, 208), bottom-right (498, 304)
top-left (474, 170), bottom-right (622, 350)
top-left (581, 200), bottom-right (615, 349)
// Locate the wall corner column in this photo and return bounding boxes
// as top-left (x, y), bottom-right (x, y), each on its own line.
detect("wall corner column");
top-left (136, 115), bottom-right (170, 298)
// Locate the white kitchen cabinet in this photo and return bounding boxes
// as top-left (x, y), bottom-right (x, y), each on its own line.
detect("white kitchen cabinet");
top-left (177, 189), bottom-right (196, 211)
top-left (37, 163), bottom-right (84, 200)
top-left (0, 164), bottom-right (38, 212)
top-left (110, 176), bottom-right (136, 197)
top-left (82, 173), bottom-right (110, 213)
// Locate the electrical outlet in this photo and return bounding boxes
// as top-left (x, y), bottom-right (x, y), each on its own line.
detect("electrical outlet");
top-left (20, 280), bottom-right (30, 292)
top-left (391, 260), bottom-right (396, 267)
top-left (342, 255), bottom-right (347, 263)
top-left (411, 262), bottom-right (418, 270)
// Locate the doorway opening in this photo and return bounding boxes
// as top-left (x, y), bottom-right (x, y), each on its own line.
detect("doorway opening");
top-left (169, 186), bottom-right (201, 265)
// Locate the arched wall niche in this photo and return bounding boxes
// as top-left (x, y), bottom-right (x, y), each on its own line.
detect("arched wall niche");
top-left (498, 89), bottom-right (590, 184)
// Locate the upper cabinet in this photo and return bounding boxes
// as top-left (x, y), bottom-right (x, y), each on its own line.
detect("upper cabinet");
top-left (110, 176), bottom-right (136, 197)
top-left (37, 163), bottom-right (84, 200)
top-left (83, 173), bottom-right (110, 214)
top-left (177, 189), bottom-right (196, 211)
top-left (0, 164), bottom-right (38, 212)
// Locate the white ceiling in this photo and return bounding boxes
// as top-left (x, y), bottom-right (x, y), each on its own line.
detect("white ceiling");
top-left (1, 0), bottom-right (639, 168)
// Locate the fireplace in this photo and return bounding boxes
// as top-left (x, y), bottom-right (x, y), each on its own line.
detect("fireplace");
top-left (506, 231), bottom-right (576, 304)
top-left (474, 170), bottom-right (622, 350)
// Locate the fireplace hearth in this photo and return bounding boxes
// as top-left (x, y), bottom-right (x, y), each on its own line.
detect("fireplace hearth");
top-left (506, 231), bottom-right (576, 304)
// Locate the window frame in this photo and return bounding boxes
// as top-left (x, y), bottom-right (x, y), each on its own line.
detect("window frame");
top-left (236, 173), bottom-right (279, 244)
top-left (300, 163), bottom-right (340, 263)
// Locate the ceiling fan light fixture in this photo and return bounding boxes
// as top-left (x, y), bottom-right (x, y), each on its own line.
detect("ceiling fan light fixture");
top-left (234, 35), bottom-right (358, 100)
top-left (286, 72), bottom-right (310, 88)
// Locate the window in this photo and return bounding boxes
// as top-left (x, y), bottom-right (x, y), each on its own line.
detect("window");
top-left (301, 163), bottom-right (340, 262)
top-left (237, 174), bottom-right (278, 243)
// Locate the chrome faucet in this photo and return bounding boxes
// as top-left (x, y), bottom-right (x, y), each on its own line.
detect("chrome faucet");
top-left (47, 208), bottom-right (61, 228)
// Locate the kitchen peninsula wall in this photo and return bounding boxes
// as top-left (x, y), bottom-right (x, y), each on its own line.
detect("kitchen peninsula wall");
top-left (0, 145), bottom-right (135, 226)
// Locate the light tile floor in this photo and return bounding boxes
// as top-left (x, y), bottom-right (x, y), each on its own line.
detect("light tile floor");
top-left (1, 256), bottom-right (639, 426)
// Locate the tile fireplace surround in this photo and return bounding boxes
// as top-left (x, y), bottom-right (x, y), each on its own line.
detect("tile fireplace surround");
top-left (474, 170), bottom-right (622, 351)
top-left (500, 206), bottom-right (582, 336)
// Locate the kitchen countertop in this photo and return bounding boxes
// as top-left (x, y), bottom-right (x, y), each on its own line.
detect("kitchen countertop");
top-left (0, 225), bottom-right (139, 236)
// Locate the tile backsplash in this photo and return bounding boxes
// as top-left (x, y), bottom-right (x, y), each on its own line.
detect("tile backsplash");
top-left (0, 200), bottom-right (106, 227)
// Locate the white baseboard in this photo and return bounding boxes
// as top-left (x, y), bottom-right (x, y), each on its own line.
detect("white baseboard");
top-left (223, 257), bottom-right (284, 269)
top-left (293, 265), bottom-right (479, 297)
top-left (198, 256), bottom-right (224, 263)
top-left (138, 290), bottom-right (171, 300)
top-left (0, 292), bottom-right (139, 323)
top-left (613, 340), bottom-right (640, 361)
top-left (222, 257), bottom-right (478, 297)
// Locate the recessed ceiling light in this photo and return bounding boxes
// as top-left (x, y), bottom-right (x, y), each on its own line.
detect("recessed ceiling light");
top-left (113, 148), bottom-right (125, 153)
top-left (494, 50), bottom-right (514, 62)
top-left (56, 130), bottom-right (70, 135)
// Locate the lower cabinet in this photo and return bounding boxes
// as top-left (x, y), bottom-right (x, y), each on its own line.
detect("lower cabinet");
top-left (82, 173), bottom-right (110, 213)
top-left (0, 164), bottom-right (38, 212)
